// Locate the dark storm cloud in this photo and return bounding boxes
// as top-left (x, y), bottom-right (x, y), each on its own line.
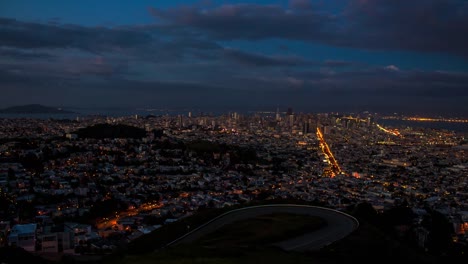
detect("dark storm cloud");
top-left (294, 68), bottom-right (468, 98)
top-left (323, 60), bottom-right (356, 68)
top-left (342, 0), bottom-right (468, 56)
top-left (1, 2), bottom-right (467, 115)
top-left (62, 56), bottom-right (130, 78)
top-left (0, 68), bottom-right (36, 84)
top-left (149, 37), bottom-right (222, 61)
top-left (118, 69), bottom-right (468, 114)
top-left (1, 59), bottom-right (466, 115)
top-left (148, 4), bottom-right (336, 41)
top-left (0, 62), bottom-right (77, 82)
top-left (149, 0), bottom-right (468, 56)
top-left (0, 54), bottom-right (129, 81)
top-left (0, 47), bottom-right (54, 60)
top-left (403, 70), bottom-right (468, 85)
top-left (0, 18), bottom-right (152, 52)
top-left (223, 48), bottom-right (307, 67)
top-left (288, 0), bottom-right (313, 10)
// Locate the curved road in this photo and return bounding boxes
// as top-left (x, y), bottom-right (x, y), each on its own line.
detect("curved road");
top-left (167, 204), bottom-right (359, 252)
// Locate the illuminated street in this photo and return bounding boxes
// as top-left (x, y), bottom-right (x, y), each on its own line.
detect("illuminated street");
top-left (316, 127), bottom-right (343, 177)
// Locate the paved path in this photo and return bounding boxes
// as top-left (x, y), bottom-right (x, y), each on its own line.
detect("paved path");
top-left (167, 204), bottom-right (359, 251)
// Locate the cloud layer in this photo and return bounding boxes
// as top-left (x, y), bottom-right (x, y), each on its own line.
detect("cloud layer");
top-left (0, 0), bottom-right (467, 115)
top-left (149, 0), bottom-right (468, 56)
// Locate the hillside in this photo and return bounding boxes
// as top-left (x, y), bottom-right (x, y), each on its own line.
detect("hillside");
top-left (74, 124), bottom-right (147, 139)
top-left (108, 201), bottom-right (449, 264)
top-left (0, 246), bottom-right (49, 264)
top-left (113, 212), bottom-right (326, 264)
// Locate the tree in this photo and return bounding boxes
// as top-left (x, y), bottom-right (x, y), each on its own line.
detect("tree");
top-left (20, 152), bottom-right (43, 173)
top-left (7, 168), bottom-right (16, 181)
top-left (353, 202), bottom-right (379, 224)
top-left (424, 210), bottom-right (454, 254)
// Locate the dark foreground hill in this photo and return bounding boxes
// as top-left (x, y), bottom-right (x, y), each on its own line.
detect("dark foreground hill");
top-left (0, 246), bottom-right (49, 264)
top-left (99, 201), bottom-right (448, 264)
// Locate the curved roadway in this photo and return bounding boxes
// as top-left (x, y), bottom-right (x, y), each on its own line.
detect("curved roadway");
top-left (167, 204), bottom-right (359, 252)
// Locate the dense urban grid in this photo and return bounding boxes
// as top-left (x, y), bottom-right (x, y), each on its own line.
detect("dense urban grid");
top-left (0, 110), bottom-right (467, 260)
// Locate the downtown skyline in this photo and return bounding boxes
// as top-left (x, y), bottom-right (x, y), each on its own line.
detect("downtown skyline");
top-left (1, 0), bottom-right (468, 116)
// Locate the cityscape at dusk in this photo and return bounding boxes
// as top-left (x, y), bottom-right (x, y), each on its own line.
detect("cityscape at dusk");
top-left (0, 1), bottom-right (467, 264)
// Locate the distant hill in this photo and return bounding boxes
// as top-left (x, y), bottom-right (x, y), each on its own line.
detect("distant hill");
top-left (74, 123), bottom-right (147, 139)
top-left (0, 104), bottom-right (74, 114)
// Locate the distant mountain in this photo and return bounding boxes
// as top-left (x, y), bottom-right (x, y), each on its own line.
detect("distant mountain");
top-left (0, 104), bottom-right (75, 114)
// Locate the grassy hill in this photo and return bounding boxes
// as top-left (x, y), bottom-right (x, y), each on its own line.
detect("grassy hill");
top-left (60, 201), bottom-right (458, 264)
top-left (113, 213), bottom-right (326, 264)
top-left (115, 221), bottom-right (440, 264)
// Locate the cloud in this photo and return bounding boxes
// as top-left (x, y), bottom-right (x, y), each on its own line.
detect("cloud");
top-left (298, 68), bottom-right (468, 98)
top-left (323, 60), bottom-right (355, 67)
top-left (289, 0), bottom-right (313, 10)
top-left (148, 0), bottom-right (468, 57)
top-left (148, 4), bottom-right (336, 41)
top-left (0, 51), bottom-right (130, 82)
top-left (0, 2), bottom-right (467, 115)
top-left (0, 18), bottom-right (152, 52)
top-left (1, 60), bottom-right (467, 115)
top-left (223, 48), bottom-right (307, 67)
top-left (286, 77), bottom-right (305, 87)
top-left (384, 65), bottom-right (400, 71)
top-left (0, 47), bottom-right (54, 60)
top-left (342, 0), bottom-right (468, 56)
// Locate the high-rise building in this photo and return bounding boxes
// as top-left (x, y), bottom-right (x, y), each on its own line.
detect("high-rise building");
top-left (302, 121), bottom-right (310, 134)
top-left (177, 115), bottom-right (183, 128)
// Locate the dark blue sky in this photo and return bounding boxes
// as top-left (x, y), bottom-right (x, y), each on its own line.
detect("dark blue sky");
top-left (1, 0), bottom-right (467, 115)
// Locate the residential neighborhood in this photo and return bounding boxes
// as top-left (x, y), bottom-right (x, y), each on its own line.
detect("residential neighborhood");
top-left (0, 111), bottom-right (467, 259)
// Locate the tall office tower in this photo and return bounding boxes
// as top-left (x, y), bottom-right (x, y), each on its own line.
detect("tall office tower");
top-left (302, 121), bottom-right (310, 134)
top-left (276, 107), bottom-right (280, 121)
top-left (177, 115), bottom-right (183, 128)
top-left (308, 119), bottom-right (314, 132)
top-left (287, 107), bottom-right (293, 116)
top-left (289, 114), bottom-right (294, 128)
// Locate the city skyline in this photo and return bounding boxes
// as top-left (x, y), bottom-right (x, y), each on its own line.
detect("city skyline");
top-left (1, 111), bottom-right (466, 261)
top-left (1, 0), bottom-right (468, 115)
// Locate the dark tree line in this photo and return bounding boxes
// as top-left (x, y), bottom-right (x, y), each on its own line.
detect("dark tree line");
top-left (75, 124), bottom-right (147, 139)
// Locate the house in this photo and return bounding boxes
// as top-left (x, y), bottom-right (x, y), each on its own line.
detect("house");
top-left (8, 223), bottom-right (37, 251)
top-left (40, 233), bottom-right (58, 252)
top-left (40, 224), bottom-right (75, 253)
